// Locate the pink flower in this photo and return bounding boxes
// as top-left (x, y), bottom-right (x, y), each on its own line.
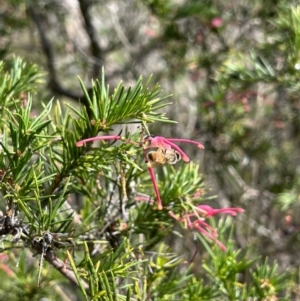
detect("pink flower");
top-left (144, 135), bottom-right (204, 163)
top-left (195, 205), bottom-right (244, 217)
top-left (0, 254), bottom-right (14, 277)
top-left (169, 205), bottom-right (244, 251)
top-left (76, 133), bottom-right (204, 210)
top-left (141, 135), bottom-right (204, 209)
top-left (211, 17), bottom-right (223, 28)
top-left (145, 29), bottom-right (157, 38)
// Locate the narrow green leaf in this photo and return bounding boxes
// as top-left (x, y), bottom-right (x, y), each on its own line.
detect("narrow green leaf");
top-left (67, 250), bottom-right (89, 300)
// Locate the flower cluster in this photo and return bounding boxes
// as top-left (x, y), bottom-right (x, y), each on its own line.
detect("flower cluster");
top-left (76, 133), bottom-right (204, 210)
top-left (76, 132), bottom-right (244, 250)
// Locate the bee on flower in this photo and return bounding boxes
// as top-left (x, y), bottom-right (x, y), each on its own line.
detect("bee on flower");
top-left (76, 131), bottom-right (204, 210)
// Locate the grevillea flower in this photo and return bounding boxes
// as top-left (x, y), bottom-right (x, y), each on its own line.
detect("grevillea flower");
top-left (143, 135), bottom-right (204, 209)
top-left (144, 135), bottom-right (204, 162)
top-left (194, 205), bottom-right (244, 218)
top-left (76, 133), bottom-right (204, 210)
top-left (169, 205), bottom-right (244, 251)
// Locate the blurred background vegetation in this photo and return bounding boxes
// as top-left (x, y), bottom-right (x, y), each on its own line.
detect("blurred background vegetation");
top-left (1, 0), bottom-right (300, 300)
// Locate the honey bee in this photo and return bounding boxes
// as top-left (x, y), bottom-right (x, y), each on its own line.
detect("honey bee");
top-left (147, 147), bottom-right (181, 166)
